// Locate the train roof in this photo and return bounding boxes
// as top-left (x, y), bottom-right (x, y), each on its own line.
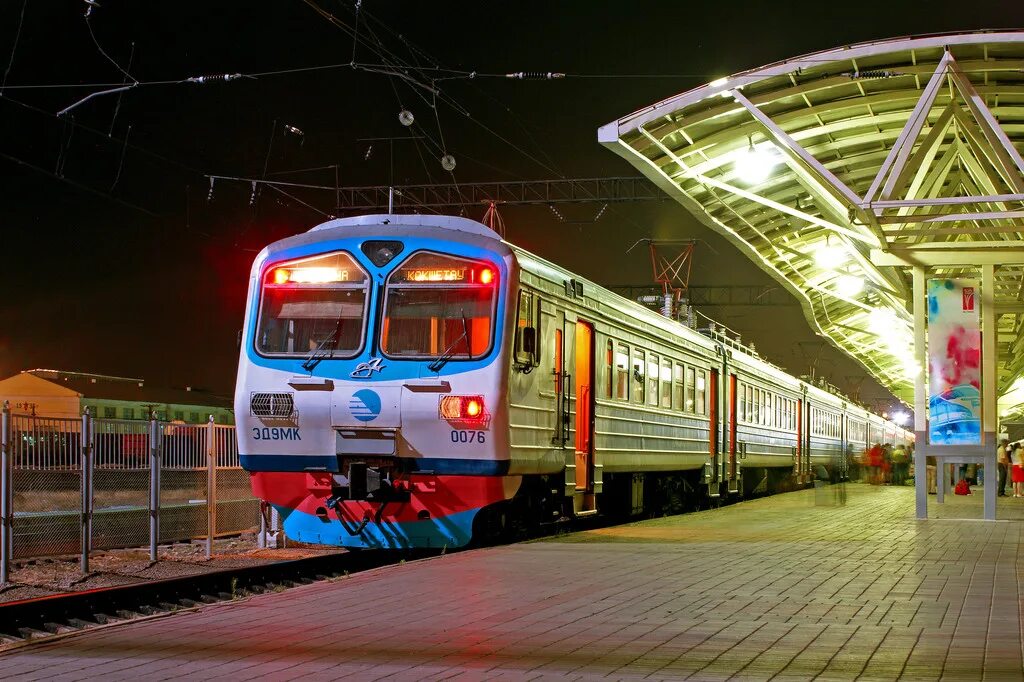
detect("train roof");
top-left (250, 214), bottom-right (504, 275)
top-left (310, 214), bottom-right (501, 240)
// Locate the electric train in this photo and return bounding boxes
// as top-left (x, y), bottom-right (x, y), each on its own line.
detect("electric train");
top-left (235, 214), bottom-right (911, 550)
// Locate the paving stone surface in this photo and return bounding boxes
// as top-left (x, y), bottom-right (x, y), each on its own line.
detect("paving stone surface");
top-left (1, 484), bottom-right (1022, 680)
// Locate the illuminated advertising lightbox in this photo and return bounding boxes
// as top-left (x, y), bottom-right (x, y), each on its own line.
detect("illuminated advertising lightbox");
top-left (927, 279), bottom-right (981, 445)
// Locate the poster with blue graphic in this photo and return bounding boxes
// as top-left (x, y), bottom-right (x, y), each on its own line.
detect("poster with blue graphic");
top-left (927, 279), bottom-right (981, 445)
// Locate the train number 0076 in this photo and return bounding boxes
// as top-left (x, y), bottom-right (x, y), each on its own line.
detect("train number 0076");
top-left (450, 430), bottom-right (486, 444)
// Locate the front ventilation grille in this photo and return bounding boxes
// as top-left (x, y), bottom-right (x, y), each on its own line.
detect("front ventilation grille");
top-left (250, 392), bottom-right (295, 417)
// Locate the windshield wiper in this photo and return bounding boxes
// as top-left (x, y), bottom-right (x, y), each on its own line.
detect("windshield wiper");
top-left (428, 310), bottom-right (472, 373)
top-left (302, 316), bottom-right (345, 373)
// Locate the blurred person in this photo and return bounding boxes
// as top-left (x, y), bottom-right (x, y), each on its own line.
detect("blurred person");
top-left (997, 438), bottom-right (1010, 497)
top-left (965, 462), bottom-right (978, 487)
top-left (891, 444), bottom-right (908, 486)
top-left (867, 442), bottom-right (883, 485)
top-left (1012, 442), bottom-right (1024, 498)
top-left (831, 448), bottom-right (847, 505)
top-left (882, 444), bottom-right (893, 485)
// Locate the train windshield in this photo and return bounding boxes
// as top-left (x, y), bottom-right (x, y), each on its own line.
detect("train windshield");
top-left (381, 252), bottom-right (498, 360)
top-left (256, 252), bottom-right (369, 358)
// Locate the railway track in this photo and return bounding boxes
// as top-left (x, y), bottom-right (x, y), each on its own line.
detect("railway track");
top-left (0, 550), bottom-right (414, 650)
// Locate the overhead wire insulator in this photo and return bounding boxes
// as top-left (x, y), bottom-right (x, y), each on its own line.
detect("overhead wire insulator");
top-left (186, 73), bottom-right (243, 84)
top-left (505, 72), bottom-right (565, 80)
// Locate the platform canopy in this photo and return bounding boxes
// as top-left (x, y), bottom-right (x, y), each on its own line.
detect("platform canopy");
top-left (600, 31), bottom-right (1024, 411)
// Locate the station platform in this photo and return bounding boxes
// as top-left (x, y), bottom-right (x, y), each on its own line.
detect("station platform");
top-left (1, 483), bottom-right (1022, 680)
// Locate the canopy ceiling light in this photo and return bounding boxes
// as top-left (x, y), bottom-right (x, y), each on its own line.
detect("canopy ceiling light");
top-left (814, 242), bottom-right (848, 270)
top-left (836, 274), bottom-right (865, 297)
top-left (733, 138), bottom-right (778, 184)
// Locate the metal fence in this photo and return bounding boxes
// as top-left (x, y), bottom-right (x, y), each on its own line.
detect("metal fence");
top-left (0, 404), bottom-right (266, 582)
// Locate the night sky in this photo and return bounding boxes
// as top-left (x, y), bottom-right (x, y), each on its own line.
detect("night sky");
top-left (3, 1), bottom-right (1023, 410)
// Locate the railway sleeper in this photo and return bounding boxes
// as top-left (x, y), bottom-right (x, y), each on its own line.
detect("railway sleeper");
top-left (42, 622), bottom-right (79, 635)
top-left (17, 627), bottom-right (51, 640)
top-left (69, 617), bottom-right (102, 628)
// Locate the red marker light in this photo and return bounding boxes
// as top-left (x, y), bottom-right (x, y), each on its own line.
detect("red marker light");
top-left (478, 268), bottom-right (494, 285)
top-left (439, 395), bottom-right (486, 422)
top-left (272, 268), bottom-right (290, 284)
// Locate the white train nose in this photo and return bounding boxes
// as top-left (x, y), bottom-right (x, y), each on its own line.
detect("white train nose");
top-left (331, 386), bottom-right (402, 428)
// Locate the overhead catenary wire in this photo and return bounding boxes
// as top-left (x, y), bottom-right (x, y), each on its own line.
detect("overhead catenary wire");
top-left (85, 12), bottom-right (137, 85)
top-left (302, 0), bottom-right (659, 239)
top-left (0, 0), bottom-right (28, 95)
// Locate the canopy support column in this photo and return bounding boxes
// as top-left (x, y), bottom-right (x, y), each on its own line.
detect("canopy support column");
top-left (913, 266), bottom-right (927, 519)
top-left (982, 264), bottom-right (997, 521)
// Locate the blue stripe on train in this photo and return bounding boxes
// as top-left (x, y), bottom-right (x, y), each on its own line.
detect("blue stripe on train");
top-left (240, 454), bottom-right (510, 476)
top-left (275, 504), bottom-right (479, 549)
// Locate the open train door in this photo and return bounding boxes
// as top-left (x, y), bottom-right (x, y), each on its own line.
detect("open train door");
top-left (706, 368), bottom-right (720, 496)
top-left (727, 372), bottom-right (740, 494)
top-left (573, 320), bottom-right (597, 514)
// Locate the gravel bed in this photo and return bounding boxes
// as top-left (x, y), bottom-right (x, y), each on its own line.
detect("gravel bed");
top-left (0, 533), bottom-right (342, 603)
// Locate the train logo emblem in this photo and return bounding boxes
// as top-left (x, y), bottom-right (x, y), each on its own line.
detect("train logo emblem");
top-left (962, 287), bottom-right (974, 311)
top-left (350, 357), bottom-right (386, 378)
top-left (349, 389), bottom-right (382, 422)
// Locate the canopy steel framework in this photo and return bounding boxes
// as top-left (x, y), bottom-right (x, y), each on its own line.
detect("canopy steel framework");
top-left (600, 31), bottom-right (1024, 415)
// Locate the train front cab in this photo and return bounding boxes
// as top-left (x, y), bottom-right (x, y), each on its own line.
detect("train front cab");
top-left (237, 220), bottom-right (524, 550)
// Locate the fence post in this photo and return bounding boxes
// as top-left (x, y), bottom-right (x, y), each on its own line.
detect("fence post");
top-left (149, 414), bottom-right (160, 562)
top-left (1, 401), bottom-right (11, 584)
top-left (206, 415), bottom-right (216, 560)
top-left (81, 408), bottom-right (94, 574)
top-left (258, 501), bottom-right (267, 549)
top-left (272, 505), bottom-right (285, 549)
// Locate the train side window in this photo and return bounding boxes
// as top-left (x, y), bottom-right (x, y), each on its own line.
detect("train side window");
top-left (673, 362), bottom-right (684, 410)
top-left (605, 339), bottom-right (613, 399)
top-left (514, 291), bottom-right (538, 367)
top-left (695, 369), bottom-right (707, 415)
top-left (632, 348), bottom-right (645, 404)
top-left (646, 354), bottom-right (659, 406)
top-left (685, 366), bottom-right (696, 412)
top-left (615, 343), bottom-right (629, 400)
top-left (660, 358), bottom-right (672, 408)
